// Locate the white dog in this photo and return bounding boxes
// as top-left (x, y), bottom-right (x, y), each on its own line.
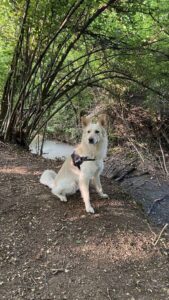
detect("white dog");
top-left (40, 115), bottom-right (108, 213)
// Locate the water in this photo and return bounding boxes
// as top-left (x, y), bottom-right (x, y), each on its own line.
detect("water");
top-left (29, 138), bottom-right (74, 160)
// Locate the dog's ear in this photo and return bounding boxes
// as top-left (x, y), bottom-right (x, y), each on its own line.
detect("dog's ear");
top-left (98, 114), bottom-right (107, 127)
top-left (81, 116), bottom-right (91, 127)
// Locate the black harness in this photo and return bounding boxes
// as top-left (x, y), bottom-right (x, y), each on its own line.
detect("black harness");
top-left (71, 151), bottom-right (95, 170)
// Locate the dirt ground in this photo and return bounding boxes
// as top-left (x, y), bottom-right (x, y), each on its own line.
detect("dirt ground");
top-left (0, 143), bottom-right (169, 300)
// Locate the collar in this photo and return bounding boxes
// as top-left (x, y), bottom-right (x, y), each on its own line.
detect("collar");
top-left (71, 151), bottom-right (95, 169)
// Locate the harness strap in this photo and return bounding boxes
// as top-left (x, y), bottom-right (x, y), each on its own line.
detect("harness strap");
top-left (71, 151), bottom-right (95, 169)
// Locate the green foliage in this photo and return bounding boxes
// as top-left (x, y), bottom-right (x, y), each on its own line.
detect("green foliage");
top-left (0, 0), bottom-right (19, 95)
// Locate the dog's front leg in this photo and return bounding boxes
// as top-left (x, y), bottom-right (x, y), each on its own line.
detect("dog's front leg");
top-left (93, 173), bottom-right (109, 199)
top-left (79, 175), bottom-right (94, 213)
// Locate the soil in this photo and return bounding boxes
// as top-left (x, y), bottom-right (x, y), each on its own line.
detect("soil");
top-left (0, 143), bottom-right (169, 300)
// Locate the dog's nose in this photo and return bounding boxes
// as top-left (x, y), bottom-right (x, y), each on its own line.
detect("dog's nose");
top-left (89, 138), bottom-right (94, 144)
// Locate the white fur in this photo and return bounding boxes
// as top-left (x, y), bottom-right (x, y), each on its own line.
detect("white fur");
top-left (40, 117), bottom-right (108, 213)
top-left (40, 170), bottom-right (57, 189)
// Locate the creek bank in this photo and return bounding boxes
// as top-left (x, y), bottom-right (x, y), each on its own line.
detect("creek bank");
top-left (103, 154), bottom-right (169, 226)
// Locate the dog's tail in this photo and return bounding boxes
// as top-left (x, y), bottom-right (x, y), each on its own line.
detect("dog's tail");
top-left (40, 170), bottom-right (57, 189)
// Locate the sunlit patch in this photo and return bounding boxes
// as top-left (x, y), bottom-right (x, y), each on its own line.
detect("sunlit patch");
top-left (73, 232), bottom-right (154, 265)
top-left (0, 166), bottom-right (32, 175)
top-left (65, 214), bottom-right (88, 222)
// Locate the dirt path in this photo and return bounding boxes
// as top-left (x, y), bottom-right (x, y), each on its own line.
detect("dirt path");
top-left (0, 144), bottom-right (169, 300)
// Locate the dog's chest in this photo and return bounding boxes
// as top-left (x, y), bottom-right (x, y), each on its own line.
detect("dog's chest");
top-left (80, 159), bottom-right (103, 177)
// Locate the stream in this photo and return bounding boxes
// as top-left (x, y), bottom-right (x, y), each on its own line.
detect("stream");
top-left (29, 139), bottom-right (74, 160)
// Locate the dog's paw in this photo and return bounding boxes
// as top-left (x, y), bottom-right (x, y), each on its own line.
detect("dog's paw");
top-left (100, 193), bottom-right (109, 199)
top-left (59, 196), bottom-right (67, 202)
top-left (86, 206), bottom-right (95, 214)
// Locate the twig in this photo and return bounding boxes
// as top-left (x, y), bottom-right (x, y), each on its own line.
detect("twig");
top-left (129, 138), bottom-right (145, 162)
top-left (159, 138), bottom-right (169, 176)
top-left (106, 288), bottom-right (112, 300)
top-left (51, 268), bottom-right (65, 275)
top-left (153, 223), bottom-right (168, 246)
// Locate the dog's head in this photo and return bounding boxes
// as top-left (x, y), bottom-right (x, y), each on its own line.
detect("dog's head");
top-left (81, 115), bottom-right (107, 145)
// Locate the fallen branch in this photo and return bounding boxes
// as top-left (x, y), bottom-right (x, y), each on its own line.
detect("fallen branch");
top-left (115, 166), bottom-right (136, 182)
top-left (127, 171), bottom-right (149, 178)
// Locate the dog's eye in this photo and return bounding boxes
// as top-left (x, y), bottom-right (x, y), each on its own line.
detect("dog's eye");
top-left (95, 130), bottom-right (100, 134)
top-left (87, 130), bottom-right (91, 133)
